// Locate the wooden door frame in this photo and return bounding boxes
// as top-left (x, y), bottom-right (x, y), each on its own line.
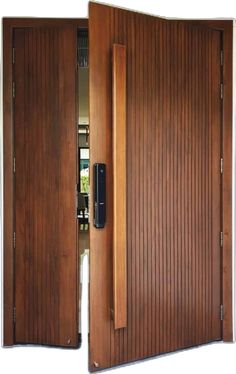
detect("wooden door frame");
top-left (3, 17), bottom-right (233, 346)
top-left (171, 18), bottom-right (233, 342)
top-left (192, 19), bottom-right (233, 342)
top-left (3, 17), bottom-right (88, 346)
top-left (183, 20), bottom-right (233, 342)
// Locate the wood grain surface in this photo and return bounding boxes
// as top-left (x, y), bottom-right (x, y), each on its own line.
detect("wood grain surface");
top-left (14, 26), bottom-right (78, 347)
top-left (112, 43), bottom-right (127, 330)
top-left (89, 3), bottom-right (226, 370)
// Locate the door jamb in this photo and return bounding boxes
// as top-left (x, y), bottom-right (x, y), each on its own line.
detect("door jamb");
top-left (213, 20), bottom-right (233, 343)
top-left (184, 19), bottom-right (233, 342)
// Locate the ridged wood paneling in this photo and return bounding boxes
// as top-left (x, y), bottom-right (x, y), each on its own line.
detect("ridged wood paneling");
top-left (14, 27), bottom-right (78, 347)
top-left (90, 3), bottom-right (222, 370)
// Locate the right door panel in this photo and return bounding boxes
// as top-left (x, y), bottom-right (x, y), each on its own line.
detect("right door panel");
top-left (89, 3), bottom-right (222, 370)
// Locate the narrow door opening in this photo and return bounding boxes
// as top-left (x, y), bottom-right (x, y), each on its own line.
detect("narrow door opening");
top-left (77, 29), bottom-right (89, 346)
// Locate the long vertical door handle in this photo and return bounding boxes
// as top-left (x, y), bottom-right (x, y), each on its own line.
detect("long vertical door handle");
top-left (112, 44), bottom-right (127, 329)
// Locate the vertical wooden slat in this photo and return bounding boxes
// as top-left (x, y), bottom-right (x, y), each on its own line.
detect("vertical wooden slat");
top-left (159, 20), bottom-right (166, 354)
top-left (151, 17), bottom-right (157, 356)
top-left (206, 28), bottom-right (211, 342)
top-left (195, 27), bottom-right (200, 343)
top-left (134, 13), bottom-right (140, 360)
top-left (3, 19), bottom-right (14, 346)
top-left (165, 20), bottom-right (171, 353)
top-left (112, 43), bottom-right (127, 330)
top-left (221, 23), bottom-right (233, 342)
top-left (127, 11), bottom-right (135, 362)
top-left (150, 16), bottom-right (156, 357)
top-left (109, 7), bottom-right (116, 368)
top-left (211, 29), bottom-right (222, 340)
top-left (14, 28), bottom-right (25, 343)
top-left (155, 18), bottom-right (161, 355)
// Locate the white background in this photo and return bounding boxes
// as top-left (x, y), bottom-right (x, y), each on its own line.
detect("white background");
top-left (0, 1), bottom-right (235, 373)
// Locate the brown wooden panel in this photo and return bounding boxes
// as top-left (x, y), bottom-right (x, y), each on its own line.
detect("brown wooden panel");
top-left (112, 44), bottom-right (127, 330)
top-left (3, 18), bottom-right (87, 347)
top-left (3, 18), bottom-right (88, 28)
top-left (3, 18), bottom-right (14, 347)
top-left (89, 3), bottom-right (223, 370)
top-left (14, 26), bottom-right (78, 347)
top-left (170, 20), bottom-right (233, 341)
top-left (221, 22), bottom-right (233, 342)
top-left (89, 4), bottom-right (113, 368)
top-left (182, 19), bottom-right (233, 342)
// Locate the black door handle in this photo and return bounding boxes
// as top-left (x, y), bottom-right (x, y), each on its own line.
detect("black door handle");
top-left (93, 163), bottom-right (106, 228)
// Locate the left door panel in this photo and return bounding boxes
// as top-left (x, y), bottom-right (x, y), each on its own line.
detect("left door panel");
top-left (13, 27), bottom-right (78, 347)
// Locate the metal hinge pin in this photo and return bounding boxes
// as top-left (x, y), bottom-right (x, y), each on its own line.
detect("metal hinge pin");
top-left (13, 232), bottom-right (16, 249)
top-left (12, 82), bottom-right (16, 98)
top-left (220, 50), bottom-right (224, 66)
top-left (220, 232), bottom-right (223, 247)
top-left (220, 305), bottom-right (224, 321)
top-left (13, 307), bottom-right (16, 323)
top-left (220, 83), bottom-right (223, 99)
top-left (220, 158), bottom-right (223, 174)
top-left (12, 47), bottom-right (15, 64)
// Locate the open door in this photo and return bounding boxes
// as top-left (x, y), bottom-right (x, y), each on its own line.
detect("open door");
top-left (89, 2), bottom-right (224, 370)
top-left (13, 25), bottom-right (78, 347)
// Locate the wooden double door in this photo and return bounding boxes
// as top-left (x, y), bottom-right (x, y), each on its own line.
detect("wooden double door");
top-left (4, 2), bottom-right (233, 372)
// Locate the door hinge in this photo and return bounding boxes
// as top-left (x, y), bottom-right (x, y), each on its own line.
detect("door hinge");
top-left (13, 306), bottom-right (16, 324)
top-left (12, 47), bottom-right (15, 64)
top-left (110, 308), bottom-right (114, 320)
top-left (220, 50), bottom-right (224, 66)
top-left (13, 232), bottom-right (16, 249)
top-left (220, 305), bottom-right (224, 321)
top-left (12, 81), bottom-right (16, 98)
top-left (76, 183), bottom-right (78, 218)
top-left (220, 158), bottom-right (223, 174)
top-left (220, 83), bottom-right (224, 99)
top-left (220, 231), bottom-right (223, 247)
top-left (13, 157), bottom-right (16, 173)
